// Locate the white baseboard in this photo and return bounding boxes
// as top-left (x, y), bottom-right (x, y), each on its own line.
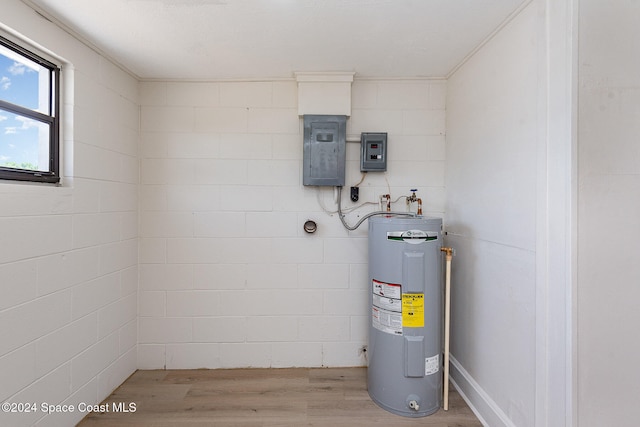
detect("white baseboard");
top-left (449, 355), bottom-right (516, 427)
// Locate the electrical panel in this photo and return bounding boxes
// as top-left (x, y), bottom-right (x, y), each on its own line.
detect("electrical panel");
top-left (360, 132), bottom-right (387, 172)
top-left (303, 115), bottom-right (347, 186)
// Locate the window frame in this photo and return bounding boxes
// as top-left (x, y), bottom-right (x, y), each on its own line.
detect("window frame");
top-left (0, 34), bottom-right (61, 184)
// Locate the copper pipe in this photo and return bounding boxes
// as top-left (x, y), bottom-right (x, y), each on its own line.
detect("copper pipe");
top-left (417, 198), bottom-right (422, 215)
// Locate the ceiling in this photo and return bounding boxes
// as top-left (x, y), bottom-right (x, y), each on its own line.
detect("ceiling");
top-left (24, 0), bottom-right (527, 81)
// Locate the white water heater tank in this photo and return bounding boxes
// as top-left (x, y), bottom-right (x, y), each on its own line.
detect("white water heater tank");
top-left (367, 215), bottom-right (443, 417)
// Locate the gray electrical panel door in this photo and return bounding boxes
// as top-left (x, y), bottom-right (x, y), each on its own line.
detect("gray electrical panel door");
top-left (303, 115), bottom-right (346, 186)
top-left (361, 132), bottom-right (387, 172)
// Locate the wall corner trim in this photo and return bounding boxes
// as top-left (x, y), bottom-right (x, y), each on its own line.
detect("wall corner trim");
top-left (449, 356), bottom-right (517, 427)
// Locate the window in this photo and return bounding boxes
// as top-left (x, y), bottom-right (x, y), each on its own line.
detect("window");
top-left (0, 34), bottom-right (60, 183)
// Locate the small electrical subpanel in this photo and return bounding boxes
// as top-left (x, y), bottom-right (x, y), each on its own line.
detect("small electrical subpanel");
top-left (360, 132), bottom-right (387, 172)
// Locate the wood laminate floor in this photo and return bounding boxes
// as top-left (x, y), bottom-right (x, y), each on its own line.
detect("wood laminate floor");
top-left (77, 367), bottom-right (482, 426)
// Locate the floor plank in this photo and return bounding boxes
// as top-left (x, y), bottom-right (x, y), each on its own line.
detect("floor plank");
top-left (77, 368), bottom-right (482, 427)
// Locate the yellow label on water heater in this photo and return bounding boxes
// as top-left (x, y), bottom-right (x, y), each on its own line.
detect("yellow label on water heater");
top-left (402, 293), bottom-right (424, 328)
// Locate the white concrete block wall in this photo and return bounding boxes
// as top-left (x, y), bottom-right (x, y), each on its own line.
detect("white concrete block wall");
top-left (138, 78), bottom-right (446, 369)
top-left (0, 2), bottom-right (138, 426)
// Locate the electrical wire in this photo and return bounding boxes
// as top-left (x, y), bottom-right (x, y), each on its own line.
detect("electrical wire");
top-left (353, 172), bottom-right (366, 187)
top-left (316, 186), bottom-right (379, 215)
top-left (336, 186), bottom-right (416, 231)
top-left (384, 172), bottom-right (391, 195)
top-left (316, 187), bottom-right (336, 214)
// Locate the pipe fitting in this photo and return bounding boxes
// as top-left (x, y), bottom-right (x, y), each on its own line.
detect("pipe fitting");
top-left (440, 246), bottom-right (453, 260)
top-left (303, 220), bottom-right (317, 234)
top-left (407, 189), bottom-right (423, 215)
top-left (406, 395), bottom-right (421, 411)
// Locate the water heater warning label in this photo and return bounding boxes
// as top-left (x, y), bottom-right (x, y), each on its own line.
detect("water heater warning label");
top-left (372, 307), bottom-right (403, 336)
top-left (372, 280), bottom-right (401, 299)
top-left (372, 280), bottom-right (402, 336)
top-left (402, 293), bottom-right (424, 328)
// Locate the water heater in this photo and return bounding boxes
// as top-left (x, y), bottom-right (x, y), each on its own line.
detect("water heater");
top-left (367, 215), bottom-right (443, 417)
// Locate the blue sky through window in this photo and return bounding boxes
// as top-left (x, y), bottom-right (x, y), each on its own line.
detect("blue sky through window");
top-left (0, 48), bottom-right (46, 170)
